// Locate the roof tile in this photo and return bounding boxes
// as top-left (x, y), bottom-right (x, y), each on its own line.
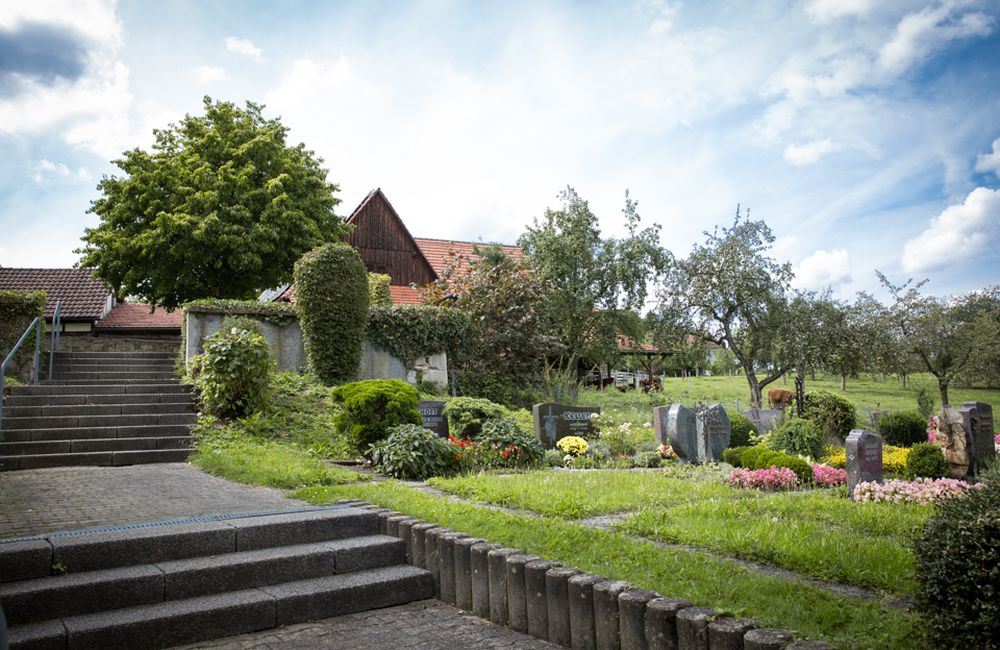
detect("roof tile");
top-left (0, 268), bottom-right (110, 320)
top-left (97, 302), bottom-right (182, 330)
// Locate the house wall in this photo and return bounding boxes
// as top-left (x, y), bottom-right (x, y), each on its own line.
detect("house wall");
top-left (348, 193), bottom-right (437, 286)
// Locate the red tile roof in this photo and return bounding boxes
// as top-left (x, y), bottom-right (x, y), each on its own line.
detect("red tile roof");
top-left (413, 238), bottom-right (522, 277)
top-left (388, 285), bottom-right (422, 305)
top-left (0, 267), bottom-right (111, 320)
top-left (97, 302), bottom-right (182, 330)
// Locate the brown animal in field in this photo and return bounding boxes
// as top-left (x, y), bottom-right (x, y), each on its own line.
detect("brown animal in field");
top-left (768, 388), bottom-right (795, 410)
top-left (640, 377), bottom-right (663, 393)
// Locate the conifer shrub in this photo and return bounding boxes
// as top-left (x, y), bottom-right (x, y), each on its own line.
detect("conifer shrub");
top-left (443, 396), bottom-right (509, 439)
top-left (802, 391), bottom-right (857, 441)
top-left (728, 412), bottom-right (756, 448)
top-left (294, 243), bottom-right (369, 385)
top-left (879, 411), bottom-right (927, 447)
top-left (194, 327), bottom-right (273, 418)
top-left (906, 442), bottom-right (949, 479)
top-left (332, 379), bottom-right (421, 450)
top-left (768, 417), bottom-right (825, 460)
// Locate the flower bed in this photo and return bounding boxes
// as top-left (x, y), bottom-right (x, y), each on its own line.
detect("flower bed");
top-left (811, 464), bottom-right (846, 487)
top-left (853, 478), bottom-right (983, 504)
top-left (728, 466), bottom-right (798, 491)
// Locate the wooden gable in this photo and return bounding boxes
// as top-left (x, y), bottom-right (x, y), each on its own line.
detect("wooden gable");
top-left (346, 189), bottom-right (437, 287)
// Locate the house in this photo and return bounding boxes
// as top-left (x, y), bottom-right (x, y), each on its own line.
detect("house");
top-left (0, 267), bottom-right (181, 347)
top-left (268, 188), bottom-right (522, 305)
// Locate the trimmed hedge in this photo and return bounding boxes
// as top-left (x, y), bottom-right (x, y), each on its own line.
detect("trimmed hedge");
top-left (193, 327), bottom-right (273, 418)
top-left (183, 298), bottom-right (297, 324)
top-left (368, 273), bottom-right (392, 308)
top-left (1, 290), bottom-right (46, 381)
top-left (295, 243), bottom-right (369, 385)
top-left (802, 391), bottom-right (857, 441)
top-left (725, 445), bottom-right (813, 484)
top-left (367, 304), bottom-right (473, 370)
top-left (879, 411), bottom-right (927, 447)
top-left (332, 379), bottom-right (422, 450)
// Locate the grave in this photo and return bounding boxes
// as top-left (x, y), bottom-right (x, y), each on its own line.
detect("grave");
top-left (419, 400), bottom-right (449, 437)
top-left (654, 403), bottom-right (730, 463)
top-left (869, 410), bottom-right (889, 433)
top-left (959, 401), bottom-right (995, 477)
top-left (742, 408), bottom-right (783, 435)
top-left (936, 406), bottom-right (970, 479)
top-left (532, 402), bottom-right (600, 448)
top-left (846, 429), bottom-right (882, 500)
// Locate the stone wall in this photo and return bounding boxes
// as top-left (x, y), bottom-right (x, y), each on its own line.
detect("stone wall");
top-left (358, 341), bottom-right (448, 386)
top-left (58, 333), bottom-right (182, 354)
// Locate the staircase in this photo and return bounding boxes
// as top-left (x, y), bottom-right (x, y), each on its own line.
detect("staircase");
top-left (0, 506), bottom-right (434, 649)
top-left (0, 351), bottom-right (195, 471)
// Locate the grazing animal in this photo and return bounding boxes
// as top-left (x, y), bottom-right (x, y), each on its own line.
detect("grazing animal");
top-left (640, 377), bottom-right (663, 393)
top-left (768, 388), bottom-right (795, 410)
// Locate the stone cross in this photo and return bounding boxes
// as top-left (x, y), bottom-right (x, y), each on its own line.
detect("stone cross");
top-left (846, 429), bottom-right (882, 500)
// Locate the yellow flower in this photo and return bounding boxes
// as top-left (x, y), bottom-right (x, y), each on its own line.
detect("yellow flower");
top-left (556, 436), bottom-right (589, 457)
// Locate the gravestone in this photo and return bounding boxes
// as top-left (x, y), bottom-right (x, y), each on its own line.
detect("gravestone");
top-left (532, 403), bottom-right (600, 448)
top-left (654, 403), bottom-right (730, 463)
top-left (742, 408), bottom-right (783, 435)
top-left (869, 410), bottom-right (889, 433)
top-left (936, 407), bottom-right (970, 479)
top-left (419, 400), bottom-right (449, 437)
top-left (846, 429), bottom-right (882, 500)
top-left (959, 401), bottom-right (995, 477)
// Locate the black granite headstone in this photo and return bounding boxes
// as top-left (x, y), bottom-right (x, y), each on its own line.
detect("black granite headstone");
top-left (846, 429), bottom-right (882, 500)
top-left (697, 404), bottom-right (731, 462)
top-left (419, 400), bottom-right (449, 437)
top-left (960, 401), bottom-right (995, 477)
top-left (532, 403), bottom-right (601, 448)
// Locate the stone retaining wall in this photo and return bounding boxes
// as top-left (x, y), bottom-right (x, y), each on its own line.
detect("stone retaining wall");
top-left (57, 333), bottom-right (181, 354)
top-left (343, 500), bottom-right (836, 650)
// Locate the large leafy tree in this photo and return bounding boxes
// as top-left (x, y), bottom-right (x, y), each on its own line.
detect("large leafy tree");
top-left (78, 97), bottom-right (346, 309)
top-left (656, 211), bottom-right (813, 407)
top-left (518, 187), bottom-right (668, 372)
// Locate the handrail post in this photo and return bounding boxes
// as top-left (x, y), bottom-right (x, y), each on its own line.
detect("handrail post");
top-left (48, 302), bottom-right (62, 380)
top-left (33, 319), bottom-right (42, 384)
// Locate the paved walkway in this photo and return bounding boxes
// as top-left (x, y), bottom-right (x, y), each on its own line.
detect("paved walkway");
top-left (174, 600), bottom-right (559, 650)
top-left (0, 463), bottom-right (305, 539)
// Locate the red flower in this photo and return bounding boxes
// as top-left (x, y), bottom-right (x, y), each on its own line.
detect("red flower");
top-left (502, 451), bottom-right (510, 458)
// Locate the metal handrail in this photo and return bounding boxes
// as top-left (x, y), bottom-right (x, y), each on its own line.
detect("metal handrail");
top-left (48, 301), bottom-right (62, 380)
top-left (1, 315), bottom-right (46, 435)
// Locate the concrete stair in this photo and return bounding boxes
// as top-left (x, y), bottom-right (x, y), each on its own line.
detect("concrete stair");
top-left (0, 506), bottom-right (434, 649)
top-left (1, 352), bottom-right (196, 471)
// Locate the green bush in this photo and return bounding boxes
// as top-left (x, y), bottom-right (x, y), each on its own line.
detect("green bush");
top-left (722, 446), bottom-right (750, 466)
top-left (728, 412), bottom-right (756, 448)
top-left (768, 417), bottom-right (825, 460)
top-left (194, 327), bottom-right (273, 418)
top-left (367, 273), bottom-right (392, 308)
top-left (606, 456), bottom-right (635, 470)
top-left (544, 449), bottom-right (565, 467)
top-left (915, 387), bottom-right (936, 419)
top-left (368, 304), bottom-right (473, 371)
top-left (332, 379), bottom-right (421, 450)
top-left (219, 315), bottom-right (263, 335)
top-left (569, 456), bottom-right (598, 470)
top-left (1, 289), bottom-right (46, 382)
top-left (587, 439), bottom-right (611, 460)
top-left (802, 391), bottom-right (857, 441)
top-left (914, 480), bottom-right (1000, 648)
top-left (728, 444), bottom-right (812, 483)
top-left (368, 424), bottom-right (458, 480)
top-left (476, 418), bottom-right (544, 469)
top-left (906, 442), bottom-right (949, 479)
top-left (634, 451), bottom-right (662, 468)
top-left (295, 243), bottom-right (369, 385)
top-left (879, 411), bottom-right (927, 447)
top-left (444, 397), bottom-right (508, 439)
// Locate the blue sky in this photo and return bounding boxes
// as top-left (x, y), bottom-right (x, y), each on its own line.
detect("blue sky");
top-left (1, 0), bottom-right (998, 300)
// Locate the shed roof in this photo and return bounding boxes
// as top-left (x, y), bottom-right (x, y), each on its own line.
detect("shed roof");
top-left (96, 302), bottom-right (182, 330)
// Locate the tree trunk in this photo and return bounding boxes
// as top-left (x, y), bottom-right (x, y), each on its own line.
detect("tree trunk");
top-left (746, 370), bottom-right (762, 408)
top-left (840, 372), bottom-right (846, 391)
top-left (939, 378), bottom-right (950, 407)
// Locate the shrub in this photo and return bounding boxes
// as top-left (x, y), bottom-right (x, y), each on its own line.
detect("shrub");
top-left (219, 315), bottom-right (263, 335)
top-left (569, 456), bottom-right (598, 470)
top-left (637, 440), bottom-right (660, 453)
top-left (914, 480), bottom-right (1000, 648)
top-left (728, 412), bottom-right (756, 448)
top-left (767, 417), bottom-right (825, 460)
top-left (802, 391), bottom-right (857, 441)
top-left (368, 424), bottom-right (458, 480)
top-left (0, 289), bottom-right (46, 382)
top-left (879, 411), bottom-right (927, 447)
top-left (556, 436), bottom-right (588, 457)
top-left (332, 379), bottom-right (421, 450)
top-left (907, 442), bottom-right (950, 479)
top-left (824, 444), bottom-right (910, 475)
top-left (194, 327), bottom-right (273, 418)
top-left (444, 397), bottom-right (508, 439)
top-left (295, 243), bottom-right (369, 385)
top-left (722, 446), bottom-right (750, 467)
top-left (606, 456), bottom-right (635, 470)
top-left (588, 439), bottom-right (611, 460)
top-left (634, 451), bottom-right (662, 468)
top-left (367, 273), bottom-right (392, 308)
top-left (476, 418), bottom-right (544, 469)
top-left (368, 304), bottom-right (473, 371)
top-left (915, 386), bottom-right (936, 419)
top-left (732, 444), bottom-right (813, 483)
top-left (544, 449), bottom-right (565, 467)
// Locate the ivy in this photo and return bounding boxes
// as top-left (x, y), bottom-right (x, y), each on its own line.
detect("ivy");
top-left (367, 305), bottom-right (473, 370)
top-left (1, 290), bottom-right (46, 380)
top-left (183, 298), bottom-right (298, 326)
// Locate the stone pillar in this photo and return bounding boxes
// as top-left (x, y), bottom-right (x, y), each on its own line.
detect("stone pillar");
top-left (454, 536), bottom-right (486, 611)
top-left (525, 559), bottom-right (561, 639)
top-left (506, 553), bottom-right (541, 633)
top-left (488, 547), bottom-right (521, 626)
top-left (438, 531), bottom-right (468, 605)
top-left (546, 567), bottom-right (582, 646)
top-left (410, 523), bottom-right (438, 569)
top-left (396, 518), bottom-right (418, 563)
top-left (594, 580), bottom-right (631, 650)
top-left (743, 628), bottom-right (796, 650)
top-left (471, 542), bottom-right (500, 619)
top-left (676, 607), bottom-right (716, 650)
top-left (618, 589), bottom-right (659, 650)
top-left (385, 514), bottom-right (407, 538)
top-left (569, 573), bottom-right (606, 650)
top-left (707, 617), bottom-right (757, 650)
top-left (645, 597), bottom-right (692, 650)
top-left (425, 527), bottom-right (452, 598)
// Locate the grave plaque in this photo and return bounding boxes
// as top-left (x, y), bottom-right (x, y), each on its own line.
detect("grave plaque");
top-left (959, 401), bottom-right (995, 477)
top-left (846, 429), bottom-right (882, 500)
top-left (742, 408), bottom-right (783, 435)
top-left (698, 404), bottom-right (731, 462)
top-left (532, 403), bottom-right (600, 448)
top-left (419, 400), bottom-right (449, 437)
top-left (656, 403), bottom-right (730, 463)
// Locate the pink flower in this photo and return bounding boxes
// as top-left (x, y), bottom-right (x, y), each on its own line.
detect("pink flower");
top-left (853, 478), bottom-right (984, 504)
top-left (728, 466), bottom-right (798, 491)
top-left (811, 464), bottom-right (847, 488)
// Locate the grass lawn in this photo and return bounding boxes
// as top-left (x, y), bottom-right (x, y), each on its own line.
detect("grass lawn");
top-left (430, 468), bottom-right (932, 595)
top-left (293, 480), bottom-right (927, 650)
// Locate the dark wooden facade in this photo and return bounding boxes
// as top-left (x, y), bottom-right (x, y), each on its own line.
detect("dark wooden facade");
top-left (346, 189), bottom-right (437, 286)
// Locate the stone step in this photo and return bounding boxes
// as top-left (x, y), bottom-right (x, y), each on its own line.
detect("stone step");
top-left (53, 362), bottom-right (176, 373)
top-left (11, 383), bottom-right (191, 396)
top-left (4, 402), bottom-right (195, 418)
top-left (42, 378), bottom-right (183, 386)
top-left (0, 424), bottom-right (194, 443)
top-left (50, 371), bottom-right (177, 381)
top-left (7, 565), bottom-right (432, 650)
top-left (0, 535), bottom-right (403, 625)
top-left (5, 392), bottom-right (194, 407)
top-left (0, 448), bottom-right (192, 471)
top-left (0, 436), bottom-right (192, 456)
top-left (2, 412), bottom-right (196, 430)
top-left (54, 352), bottom-right (175, 360)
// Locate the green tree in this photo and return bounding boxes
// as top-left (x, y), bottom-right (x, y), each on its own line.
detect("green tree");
top-left (78, 97), bottom-right (345, 309)
top-left (656, 210), bottom-right (809, 407)
top-left (518, 187), bottom-right (668, 373)
top-left (878, 274), bottom-right (998, 406)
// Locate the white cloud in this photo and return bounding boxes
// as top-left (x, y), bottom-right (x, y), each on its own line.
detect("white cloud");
top-left (783, 138), bottom-right (838, 166)
top-left (31, 159), bottom-right (89, 183)
top-left (975, 137), bottom-right (1000, 179)
top-left (192, 65), bottom-right (227, 82)
top-left (793, 249), bottom-right (853, 289)
top-left (901, 187), bottom-right (1000, 273)
top-left (224, 36), bottom-right (263, 61)
top-left (806, 0), bottom-right (878, 23)
top-left (877, 5), bottom-right (994, 76)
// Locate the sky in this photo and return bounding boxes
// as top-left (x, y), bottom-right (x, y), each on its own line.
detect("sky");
top-left (1, 0), bottom-right (998, 301)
